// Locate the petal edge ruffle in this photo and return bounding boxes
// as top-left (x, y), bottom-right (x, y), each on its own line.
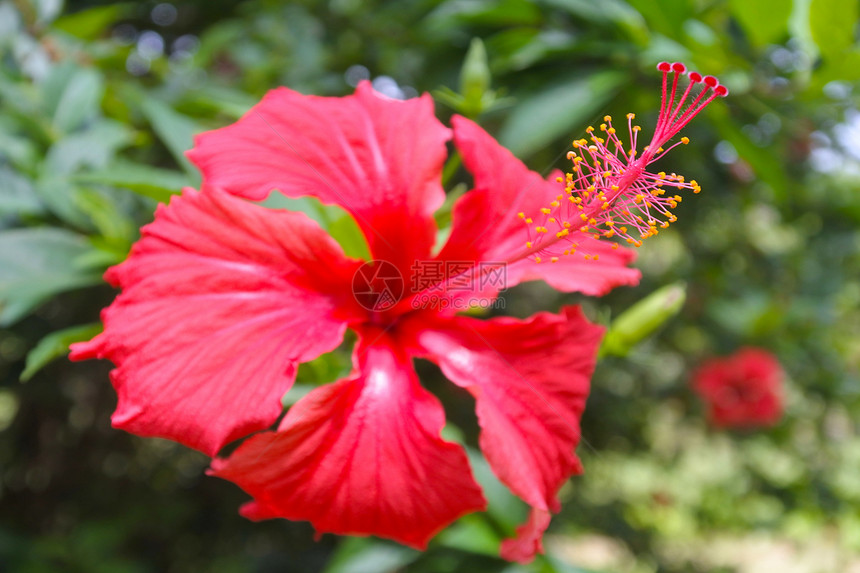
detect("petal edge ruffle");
top-left (70, 187), bottom-right (363, 455)
top-left (402, 306), bottom-right (602, 562)
top-left (187, 83), bottom-right (450, 274)
top-left (209, 329), bottom-right (487, 548)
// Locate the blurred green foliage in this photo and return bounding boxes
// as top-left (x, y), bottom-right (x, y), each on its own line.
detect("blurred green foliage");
top-left (1, 0), bottom-right (860, 571)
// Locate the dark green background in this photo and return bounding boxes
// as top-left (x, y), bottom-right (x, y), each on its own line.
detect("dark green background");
top-left (1, 0), bottom-right (859, 571)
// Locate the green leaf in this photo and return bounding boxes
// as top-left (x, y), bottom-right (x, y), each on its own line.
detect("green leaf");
top-left (44, 119), bottom-right (134, 175)
top-left (0, 228), bottom-right (102, 326)
top-left (601, 282), bottom-right (687, 357)
top-left (322, 538), bottom-right (419, 573)
top-left (810, 0), bottom-right (859, 61)
top-left (433, 182), bottom-right (467, 230)
top-left (52, 4), bottom-right (131, 40)
top-left (539, 0), bottom-right (649, 45)
top-left (259, 193), bottom-right (370, 258)
top-left (435, 514), bottom-right (501, 556)
top-left (466, 448), bottom-right (527, 530)
top-left (260, 194), bottom-right (341, 229)
top-left (499, 70), bottom-right (627, 158)
top-left (73, 161), bottom-right (193, 203)
top-left (729, 0), bottom-right (792, 47)
top-left (0, 126), bottom-right (39, 170)
top-left (21, 323), bottom-right (102, 381)
top-left (623, 0), bottom-right (692, 38)
top-left (73, 188), bottom-right (135, 242)
top-left (139, 98), bottom-right (203, 181)
top-left (0, 167), bottom-right (42, 218)
top-left (43, 64), bottom-right (105, 134)
top-left (328, 213), bottom-right (371, 260)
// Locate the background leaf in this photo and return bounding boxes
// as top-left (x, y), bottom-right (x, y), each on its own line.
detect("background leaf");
top-left (499, 70), bottom-right (627, 158)
top-left (0, 228), bottom-right (102, 326)
top-left (21, 322), bottom-right (102, 381)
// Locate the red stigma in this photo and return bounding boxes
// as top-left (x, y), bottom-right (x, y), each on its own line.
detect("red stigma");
top-left (652, 61), bottom-right (728, 152)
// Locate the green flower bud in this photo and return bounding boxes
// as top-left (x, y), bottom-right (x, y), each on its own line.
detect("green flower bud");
top-left (602, 282), bottom-right (687, 357)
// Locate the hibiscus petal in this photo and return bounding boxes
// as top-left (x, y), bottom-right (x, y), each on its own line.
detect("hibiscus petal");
top-left (70, 187), bottom-right (364, 456)
top-left (187, 83), bottom-right (450, 273)
top-left (499, 508), bottom-right (551, 563)
top-left (437, 115), bottom-right (640, 297)
top-left (402, 306), bottom-right (602, 563)
top-left (208, 329), bottom-right (487, 548)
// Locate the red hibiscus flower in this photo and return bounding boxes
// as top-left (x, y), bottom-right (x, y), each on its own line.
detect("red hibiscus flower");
top-left (71, 63), bottom-right (722, 562)
top-left (693, 347), bottom-right (784, 429)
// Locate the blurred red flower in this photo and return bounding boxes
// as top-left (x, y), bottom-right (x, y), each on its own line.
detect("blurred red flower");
top-left (693, 347), bottom-right (784, 428)
top-left (71, 82), bottom-right (640, 562)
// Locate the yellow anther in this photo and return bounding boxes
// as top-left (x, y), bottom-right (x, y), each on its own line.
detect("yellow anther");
top-left (584, 255), bottom-right (591, 260)
top-left (548, 218), bottom-right (556, 223)
top-left (627, 113), bottom-right (635, 120)
top-left (611, 243), bottom-right (619, 250)
top-left (600, 123), bottom-right (607, 131)
top-left (611, 185), bottom-right (620, 191)
top-left (681, 137), bottom-right (690, 144)
top-left (557, 229), bottom-right (569, 238)
top-left (540, 208), bottom-right (551, 214)
top-left (608, 127), bottom-right (616, 134)
top-left (633, 125), bottom-right (641, 132)
top-left (556, 176), bottom-right (563, 182)
top-left (586, 126), bottom-right (594, 133)
top-left (604, 115), bottom-right (611, 122)
top-left (550, 201), bottom-right (560, 208)
top-left (518, 212), bottom-right (525, 219)
top-left (535, 256), bottom-right (542, 263)
top-left (526, 241), bottom-right (532, 248)
top-left (551, 257), bottom-right (559, 263)
top-left (593, 255), bottom-right (599, 261)
top-left (601, 202), bottom-right (609, 210)
top-left (525, 217), bottom-right (533, 223)
top-left (588, 218), bottom-right (596, 225)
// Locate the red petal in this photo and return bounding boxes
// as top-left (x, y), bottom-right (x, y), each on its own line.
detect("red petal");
top-left (500, 509), bottom-right (551, 563)
top-left (70, 187), bottom-right (363, 455)
top-left (208, 329), bottom-right (486, 548)
top-left (403, 306), bottom-right (602, 562)
top-left (437, 115), bottom-right (639, 297)
top-left (187, 83), bottom-right (450, 274)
